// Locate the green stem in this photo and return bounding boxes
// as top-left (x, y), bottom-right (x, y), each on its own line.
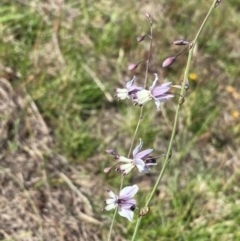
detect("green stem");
top-left (131, 1), bottom-right (217, 240)
top-left (143, 20), bottom-right (153, 89)
top-left (127, 106), bottom-right (144, 158)
top-left (107, 207), bottom-right (118, 241)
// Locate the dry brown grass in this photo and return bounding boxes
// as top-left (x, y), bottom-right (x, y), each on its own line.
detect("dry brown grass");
top-left (0, 68), bottom-right (108, 241)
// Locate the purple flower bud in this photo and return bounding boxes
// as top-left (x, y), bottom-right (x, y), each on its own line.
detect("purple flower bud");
top-left (145, 13), bottom-right (150, 19)
top-left (106, 149), bottom-right (116, 155)
top-left (137, 35), bottom-right (145, 42)
top-left (128, 63), bottom-right (138, 70)
top-left (104, 167), bottom-right (112, 173)
top-left (162, 56), bottom-right (176, 68)
top-left (172, 40), bottom-right (190, 45)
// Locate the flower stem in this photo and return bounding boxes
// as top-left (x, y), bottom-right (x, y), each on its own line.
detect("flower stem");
top-left (107, 207), bottom-right (118, 241)
top-left (127, 15), bottom-right (154, 158)
top-left (131, 1), bottom-right (217, 240)
top-left (143, 19), bottom-right (153, 89)
top-left (127, 106), bottom-right (144, 158)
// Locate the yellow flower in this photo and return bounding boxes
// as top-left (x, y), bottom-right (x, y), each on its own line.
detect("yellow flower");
top-left (232, 111), bottom-right (239, 119)
top-left (189, 73), bottom-right (197, 81)
top-left (226, 86), bottom-right (235, 94)
top-left (226, 86), bottom-right (240, 99)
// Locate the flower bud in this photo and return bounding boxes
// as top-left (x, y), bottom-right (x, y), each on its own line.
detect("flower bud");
top-left (106, 149), bottom-right (116, 155)
top-left (162, 56), bottom-right (176, 68)
top-left (172, 40), bottom-right (190, 45)
top-left (139, 206), bottom-right (150, 216)
top-left (137, 35), bottom-right (145, 42)
top-left (128, 63), bottom-right (139, 70)
top-left (145, 13), bottom-right (150, 19)
top-left (104, 167), bottom-right (112, 173)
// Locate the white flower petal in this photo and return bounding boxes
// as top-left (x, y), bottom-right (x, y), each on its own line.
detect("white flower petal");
top-left (149, 73), bottom-right (158, 91)
top-left (108, 190), bottom-right (118, 199)
top-left (134, 159), bottom-right (146, 172)
top-left (105, 198), bottom-right (116, 205)
top-left (116, 88), bottom-right (128, 93)
top-left (118, 156), bottom-right (132, 163)
top-left (118, 207), bottom-right (134, 222)
top-left (116, 88), bottom-right (129, 100)
top-left (132, 139), bottom-right (143, 157)
top-left (136, 89), bottom-right (152, 105)
top-left (119, 185), bottom-right (139, 198)
top-left (154, 99), bottom-right (161, 110)
top-left (123, 166), bottom-right (135, 175)
top-left (104, 203), bottom-right (117, 211)
top-left (141, 166), bottom-right (151, 173)
top-left (119, 163), bottom-right (135, 174)
top-left (126, 76), bottom-right (136, 89)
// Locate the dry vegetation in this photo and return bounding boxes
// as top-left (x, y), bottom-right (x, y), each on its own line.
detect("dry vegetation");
top-left (0, 72), bottom-right (106, 240)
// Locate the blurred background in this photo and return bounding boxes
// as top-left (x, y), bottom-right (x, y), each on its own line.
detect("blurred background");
top-left (0, 0), bottom-right (240, 240)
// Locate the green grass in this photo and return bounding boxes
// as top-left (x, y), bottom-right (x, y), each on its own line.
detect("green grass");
top-left (0, 0), bottom-right (240, 240)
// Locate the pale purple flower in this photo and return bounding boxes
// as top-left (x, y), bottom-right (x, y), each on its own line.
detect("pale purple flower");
top-left (105, 139), bottom-right (156, 175)
top-left (115, 76), bottom-right (142, 100)
top-left (135, 73), bottom-right (174, 110)
top-left (103, 184), bottom-right (139, 222)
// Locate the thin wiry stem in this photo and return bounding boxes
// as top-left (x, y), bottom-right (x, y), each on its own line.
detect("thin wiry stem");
top-left (107, 207), bottom-right (118, 241)
top-left (125, 14), bottom-right (154, 182)
top-left (127, 106), bottom-right (144, 158)
top-left (127, 15), bottom-right (154, 158)
top-left (131, 1), bottom-right (218, 240)
top-left (144, 18), bottom-right (153, 89)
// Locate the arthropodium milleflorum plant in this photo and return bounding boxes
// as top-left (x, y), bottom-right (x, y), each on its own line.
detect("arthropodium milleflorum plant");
top-left (103, 0), bottom-right (221, 240)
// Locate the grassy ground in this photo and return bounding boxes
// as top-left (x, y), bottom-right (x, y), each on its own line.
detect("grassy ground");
top-left (0, 0), bottom-right (240, 240)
